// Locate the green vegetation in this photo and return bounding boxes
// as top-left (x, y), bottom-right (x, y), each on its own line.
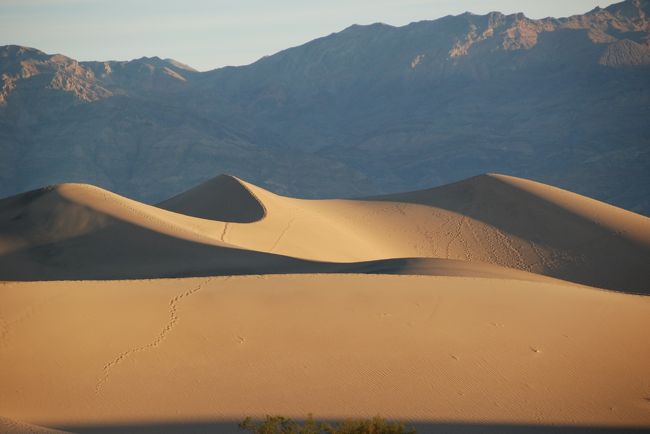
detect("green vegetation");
top-left (239, 415), bottom-right (416, 434)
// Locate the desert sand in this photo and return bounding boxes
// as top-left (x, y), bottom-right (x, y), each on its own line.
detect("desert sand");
top-left (1, 173), bottom-right (649, 433)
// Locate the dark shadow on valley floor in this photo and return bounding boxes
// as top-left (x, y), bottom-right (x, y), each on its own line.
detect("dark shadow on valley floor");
top-left (53, 419), bottom-right (650, 434)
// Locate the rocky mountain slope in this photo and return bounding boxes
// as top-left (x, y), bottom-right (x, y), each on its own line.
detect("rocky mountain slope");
top-left (1, 0), bottom-right (649, 213)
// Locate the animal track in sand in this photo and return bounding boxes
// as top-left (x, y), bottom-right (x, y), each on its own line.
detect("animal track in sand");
top-left (269, 217), bottom-right (295, 252)
top-left (413, 210), bottom-right (452, 256)
top-left (95, 277), bottom-right (218, 393)
top-left (445, 214), bottom-right (467, 259)
top-left (529, 240), bottom-right (553, 271)
top-left (494, 227), bottom-right (529, 271)
top-left (220, 222), bottom-right (229, 242)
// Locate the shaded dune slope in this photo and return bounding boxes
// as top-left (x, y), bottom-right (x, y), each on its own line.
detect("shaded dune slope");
top-left (0, 174), bottom-right (648, 293)
top-left (368, 174), bottom-right (650, 293)
top-left (158, 174), bottom-right (265, 222)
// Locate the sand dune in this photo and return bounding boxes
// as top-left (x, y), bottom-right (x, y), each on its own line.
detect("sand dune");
top-left (1, 174), bottom-right (648, 292)
top-left (1, 174), bottom-right (650, 433)
top-left (0, 182), bottom-right (561, 283)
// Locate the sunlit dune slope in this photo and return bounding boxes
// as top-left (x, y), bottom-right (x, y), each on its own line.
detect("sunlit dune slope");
top-left (0, 275), bottom-right (649, 430)
top-left (1, 174), bottom-right (648, 292)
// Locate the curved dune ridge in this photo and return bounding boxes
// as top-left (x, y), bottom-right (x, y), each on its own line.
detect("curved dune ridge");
top-left (0, 173), bottom-right (648, 292)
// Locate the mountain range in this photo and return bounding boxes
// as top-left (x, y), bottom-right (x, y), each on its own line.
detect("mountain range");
top-left (1, 0), bottom-right (649, 214)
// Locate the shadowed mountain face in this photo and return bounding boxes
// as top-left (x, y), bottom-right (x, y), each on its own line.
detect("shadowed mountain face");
top-left (1, 0), bottom-right (649, 214)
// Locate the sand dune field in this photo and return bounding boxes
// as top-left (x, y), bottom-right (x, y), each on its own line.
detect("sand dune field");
top-left (1, 174), bottom-right (649, 433)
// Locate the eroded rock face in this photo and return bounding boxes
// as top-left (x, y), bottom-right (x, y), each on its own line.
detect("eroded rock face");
top-left (441, 1), bottom-right (649, 59)
top-left (0, 47), bottom-right (112, 104)
top-left (1, 0), bottom-right (649, 215)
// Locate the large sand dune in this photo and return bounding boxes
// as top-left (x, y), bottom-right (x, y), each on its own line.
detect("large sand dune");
top-left (1, 174), bottom-right (649, 433)
top-left (1, 173), bottom-right (648, 292)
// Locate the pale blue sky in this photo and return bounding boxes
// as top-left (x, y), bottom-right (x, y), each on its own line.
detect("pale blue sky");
top-left (1, 0), bottom-right (614, 71)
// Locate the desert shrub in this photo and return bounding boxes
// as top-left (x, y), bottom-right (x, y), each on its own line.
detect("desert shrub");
top-left (239, 415), bottom-right (416, 434)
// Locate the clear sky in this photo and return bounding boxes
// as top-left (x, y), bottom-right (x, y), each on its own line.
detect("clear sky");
top-left (1, 0), bottom-right (615, 71)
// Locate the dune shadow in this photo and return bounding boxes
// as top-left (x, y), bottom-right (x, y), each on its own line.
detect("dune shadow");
top-left (156, 174), bottom-right (266, 223)
top-left (0, 222), bottom-right (551, 285)
top-left (53, 419), bottom-right (650, 434)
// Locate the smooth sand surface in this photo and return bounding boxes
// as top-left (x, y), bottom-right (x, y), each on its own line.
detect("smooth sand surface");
top-left (1, 174), bottom-right (650, 433)
top-left (0, 275), bottom-right (649, 432)
top-left (1, 174), bottom-right (649, 292)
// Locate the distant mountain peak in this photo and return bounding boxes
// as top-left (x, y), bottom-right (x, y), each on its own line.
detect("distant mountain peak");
top-left (606, 0), bottom-right (650, 17)
top-left (342, 22), bottom-right (394, 33)
top-left (0, 45), bottom-right (46, 58)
